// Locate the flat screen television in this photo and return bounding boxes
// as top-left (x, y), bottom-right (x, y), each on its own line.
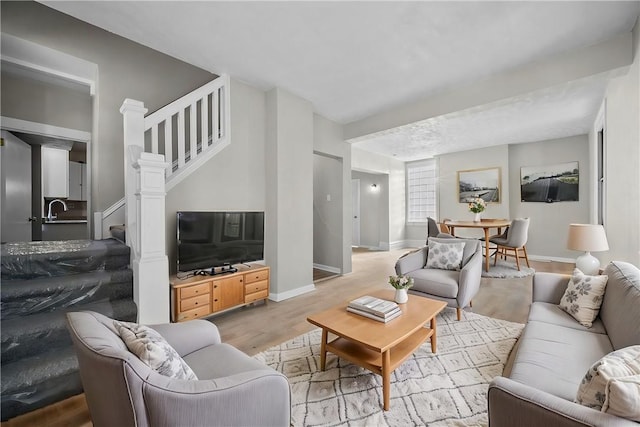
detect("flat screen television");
top-left (177, 211), bottom-right (264, 273)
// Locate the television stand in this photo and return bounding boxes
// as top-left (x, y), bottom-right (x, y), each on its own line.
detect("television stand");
top-left (208, 264), bottom-right (238, 276)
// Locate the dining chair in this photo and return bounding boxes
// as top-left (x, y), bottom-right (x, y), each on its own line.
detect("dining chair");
top-left (489, 218), bottom-right (530, 270)
top-left (426, 217), bottom-right (454, 243)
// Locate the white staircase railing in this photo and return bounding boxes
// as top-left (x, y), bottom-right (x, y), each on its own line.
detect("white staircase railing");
top-left (143, 74), bottom-right (230, 191)
top-left (110, 74), bottom-right (230, 323)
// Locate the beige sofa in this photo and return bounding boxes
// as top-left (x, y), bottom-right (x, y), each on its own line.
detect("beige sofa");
top-left (488, 261), bottom-right (640, 426)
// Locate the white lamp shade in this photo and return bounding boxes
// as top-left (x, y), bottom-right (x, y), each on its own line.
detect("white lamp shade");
top-left (567, 224), bottom-right (609, 252)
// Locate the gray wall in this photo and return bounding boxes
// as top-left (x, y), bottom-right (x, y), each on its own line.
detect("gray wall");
top-left (437, 145), bottom-right (510, 239)
top-left (351, 170), bottom-right (389, 249)
top-left (1, 73), bottom-right (92, 131)
top-left (2, 1), bottom-right (215, 211)
top-left (313, 114), bottom-right (352, 274)
top-left (508, 135), bottom-right (590, 260)
top-left (313, 153), bottom-right (343, 271)
top-left (598, 18), bottom-right (640, 266)
top-left (165, 79), bottom-right (266, 273)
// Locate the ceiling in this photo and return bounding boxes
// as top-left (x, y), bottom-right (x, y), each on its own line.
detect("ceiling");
top-left (42, 1), bottom-right (640, 161)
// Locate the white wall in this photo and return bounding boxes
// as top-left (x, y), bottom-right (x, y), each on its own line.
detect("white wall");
top-left (313, 114), bottom-right (352, 274)
top-left (600, 18), bottom-right (640, 266)
top-left (165, 79), bottom-right (266, 273)
top-left (351, 146), bottom-right (405, 248)
top-left (437, 145), bottom-right (510, 239)
top-left (508, 135), bottom-right (590, 260)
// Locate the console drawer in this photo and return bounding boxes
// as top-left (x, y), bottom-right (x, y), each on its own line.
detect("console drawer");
top-left (180, 294), bottom-right (210, 312)
top-left (180, 282), bottom-right (210, 299)
top-left (245, 280), bottom-right (268, 295)
top-left (176, 304), bottom-right (211, 321)
top-left (245, 289), bottom-right (268, 303)
top-left (245, 269), bottom-right (269, 284)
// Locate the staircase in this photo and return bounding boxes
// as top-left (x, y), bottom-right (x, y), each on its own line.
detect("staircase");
top-left (0, 239), bottom-right (137, 421)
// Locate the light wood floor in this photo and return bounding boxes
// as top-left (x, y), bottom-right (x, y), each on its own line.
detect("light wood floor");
top-left (2, 248), bottom-right (573, 427)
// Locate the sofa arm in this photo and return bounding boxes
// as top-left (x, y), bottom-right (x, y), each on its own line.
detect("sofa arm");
top-left (138, 368), bottom-right (291, 427)
top-left (532, 272), bottom-right (572, 304)
top-left (150, 320), bottom-right (222, 357)
top-left (457, 247), bottom-right (482, 308)
top-left (395, 247), bottom-right (428, 276)
top-left (488, 377), bottom-right (636, 427)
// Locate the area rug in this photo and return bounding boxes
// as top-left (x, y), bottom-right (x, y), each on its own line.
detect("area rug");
top-left (481, 259), bottom-right (535, 279)
top-left (254, 308), bottom-right (524, 426)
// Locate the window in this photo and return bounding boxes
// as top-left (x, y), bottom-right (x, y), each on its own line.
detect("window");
top-left (406, 160), bottom-right (436, 223)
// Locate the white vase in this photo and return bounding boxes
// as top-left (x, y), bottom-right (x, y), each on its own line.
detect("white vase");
top-left (395, 288), bottom-right (408, 304)
top-left (474, 212), bottom-right (481, 222)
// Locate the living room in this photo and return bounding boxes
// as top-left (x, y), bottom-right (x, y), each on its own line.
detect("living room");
top-left (1, 1), bottom-right (639, 426)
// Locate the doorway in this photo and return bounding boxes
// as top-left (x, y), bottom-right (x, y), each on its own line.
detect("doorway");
top-left (351, 179), bottom-right (361, 246)
top-left (0, 131), bottom-right (32, 242)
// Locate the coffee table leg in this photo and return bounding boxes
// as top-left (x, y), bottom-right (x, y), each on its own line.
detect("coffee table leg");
top-left (320, 329), bottom-right (328, 370)
top-left (382, 350), bottom-right (391, 411)
top-left (430, 317), bottom-right (438, 353)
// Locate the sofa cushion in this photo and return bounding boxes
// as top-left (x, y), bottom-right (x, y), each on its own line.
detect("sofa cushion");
top-left (510, 320), bottom-right (614, 401)
top-left (600, 261), bottom-right (640, 350)
top-left (183, 342), bottom-right (272, 380)
top-left (559, 268), bottom-right (608, 328)
top-left (408, 268), bottom-right (459, 298)
top-left (115, 321), bottom-right (198, 381)
top-left (576, 345), bottom-right (640, 421)
top-left (426, 240), bottom-right (465, 270)
top-left (529, 302), bottom-right (607, 335)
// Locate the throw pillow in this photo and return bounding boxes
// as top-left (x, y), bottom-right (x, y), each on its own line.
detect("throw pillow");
top-left (576, 345), bottom-right (640, 421)
top-left (559, 268), bottom-right (608, 328)
top-left (114, 320), bottom-right (198, 381)
top-left (425, 240), bottom-right (465, 271)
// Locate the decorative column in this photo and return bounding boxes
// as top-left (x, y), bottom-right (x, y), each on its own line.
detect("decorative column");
top-left (120, 99), bottom-right (170, 323)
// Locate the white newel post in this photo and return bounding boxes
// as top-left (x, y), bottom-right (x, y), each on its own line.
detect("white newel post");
top-left (120, 99), bottom-right (170, 323)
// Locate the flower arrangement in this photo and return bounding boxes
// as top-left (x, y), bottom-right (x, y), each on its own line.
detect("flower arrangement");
top-left (468, 197), bottom-right (486, 213)
top-left (388, 274), bottom-right (414, 290)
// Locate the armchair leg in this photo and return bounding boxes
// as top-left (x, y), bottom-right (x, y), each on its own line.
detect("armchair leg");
top-left (469, 300), bottom-right (473, 307)
top-left (456, 307), bottom-right (462, 321)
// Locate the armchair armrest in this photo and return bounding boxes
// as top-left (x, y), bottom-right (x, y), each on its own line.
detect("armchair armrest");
top-left (488, 376), bottom-right (636, 427)
top-left (135, 366), bottom-right (291, 427)
top-left (149, 320), bottom-right (221, 357)
top-left (532, 272), bottom-right (571, 304)
top-left (395, 247), bottom-right (428, 275)
top-left (457, 244), bottom-right (483, 308)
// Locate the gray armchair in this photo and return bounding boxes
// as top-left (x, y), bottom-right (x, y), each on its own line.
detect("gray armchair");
top-left (395, 237), bottom-right (483, 320)
top-left (66, 311), bottom-right (290, 427)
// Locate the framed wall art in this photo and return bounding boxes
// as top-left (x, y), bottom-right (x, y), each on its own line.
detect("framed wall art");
top-left (457, 167), bottom-right (501, 203)
top-left (520, 161), bottom-right (579, 202)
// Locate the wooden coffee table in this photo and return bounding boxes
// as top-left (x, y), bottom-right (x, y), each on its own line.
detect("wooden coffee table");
top-left (307, 290), bottom-right (447, 411)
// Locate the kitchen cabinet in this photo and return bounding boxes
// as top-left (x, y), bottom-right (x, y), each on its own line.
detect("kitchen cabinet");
top-left (42, 147), bottom-right (69, 198)
top-left (69, 161), bottom-right (86, 201)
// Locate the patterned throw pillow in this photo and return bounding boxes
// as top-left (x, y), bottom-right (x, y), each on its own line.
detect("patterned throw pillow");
top-left (559, 268), bottom-right (608, 328)
top-left (114, 321), bottom-right (198, 381)
top-left (576, 345), bottom-right (640, 421)
top-left (425, 240), bottom-right (465, 271)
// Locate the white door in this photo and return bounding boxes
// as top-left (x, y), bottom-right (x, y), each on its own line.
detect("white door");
top-left (1, 131), bottom-right (32, 242)
top-left (351, 179), bottom-right (360, 246)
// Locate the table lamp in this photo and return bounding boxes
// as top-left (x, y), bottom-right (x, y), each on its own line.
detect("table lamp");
top-left (567, 224), bottom-right (609, 275)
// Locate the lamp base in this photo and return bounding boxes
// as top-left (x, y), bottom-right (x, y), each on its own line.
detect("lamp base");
top-left (575, 252), bottom-right (601, 275)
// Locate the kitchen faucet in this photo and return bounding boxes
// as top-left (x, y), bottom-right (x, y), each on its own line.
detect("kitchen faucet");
top-left (47, 199), bottom-right (68, 221)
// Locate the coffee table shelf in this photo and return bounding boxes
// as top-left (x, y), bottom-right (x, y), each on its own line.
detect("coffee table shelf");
top-left (326, 327), bottom-right (431, 373)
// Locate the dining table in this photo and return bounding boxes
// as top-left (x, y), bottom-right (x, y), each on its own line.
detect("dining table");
top-left (443, 219), bottom-right (511, 272)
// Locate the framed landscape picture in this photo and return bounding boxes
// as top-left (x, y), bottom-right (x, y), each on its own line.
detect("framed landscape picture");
top-left (520, 161), bottom-right (579, 202)
top-left (457, 167), bottom-right (501, 203)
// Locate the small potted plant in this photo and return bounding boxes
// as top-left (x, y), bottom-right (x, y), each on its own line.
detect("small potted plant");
top-left (389, 274), bottom-right (414, 303)
top-left (468, 197), bottom-right (486, 222)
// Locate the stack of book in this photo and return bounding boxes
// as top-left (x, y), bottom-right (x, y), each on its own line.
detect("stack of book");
top-left (347, 295), bottom-right (402, 323)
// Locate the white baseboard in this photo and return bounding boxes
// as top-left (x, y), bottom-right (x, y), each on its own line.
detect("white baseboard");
top-left (269, 283), bottom-right (315, 302)
top-left (312, 263), bottom-right (341, 274)
top-left (404, 239), bottom-right (425, 248)
top-left (528, 254), bottom-right (575, 264)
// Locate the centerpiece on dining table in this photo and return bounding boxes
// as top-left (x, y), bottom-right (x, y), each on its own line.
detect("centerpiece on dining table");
top-left (468, 197), bottom-right (486, 222)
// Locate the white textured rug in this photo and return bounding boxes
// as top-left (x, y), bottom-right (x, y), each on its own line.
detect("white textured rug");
top-left (481, 260), bottom-right (535, 278)
top-left (254, 308), bottom-right (523, 426)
